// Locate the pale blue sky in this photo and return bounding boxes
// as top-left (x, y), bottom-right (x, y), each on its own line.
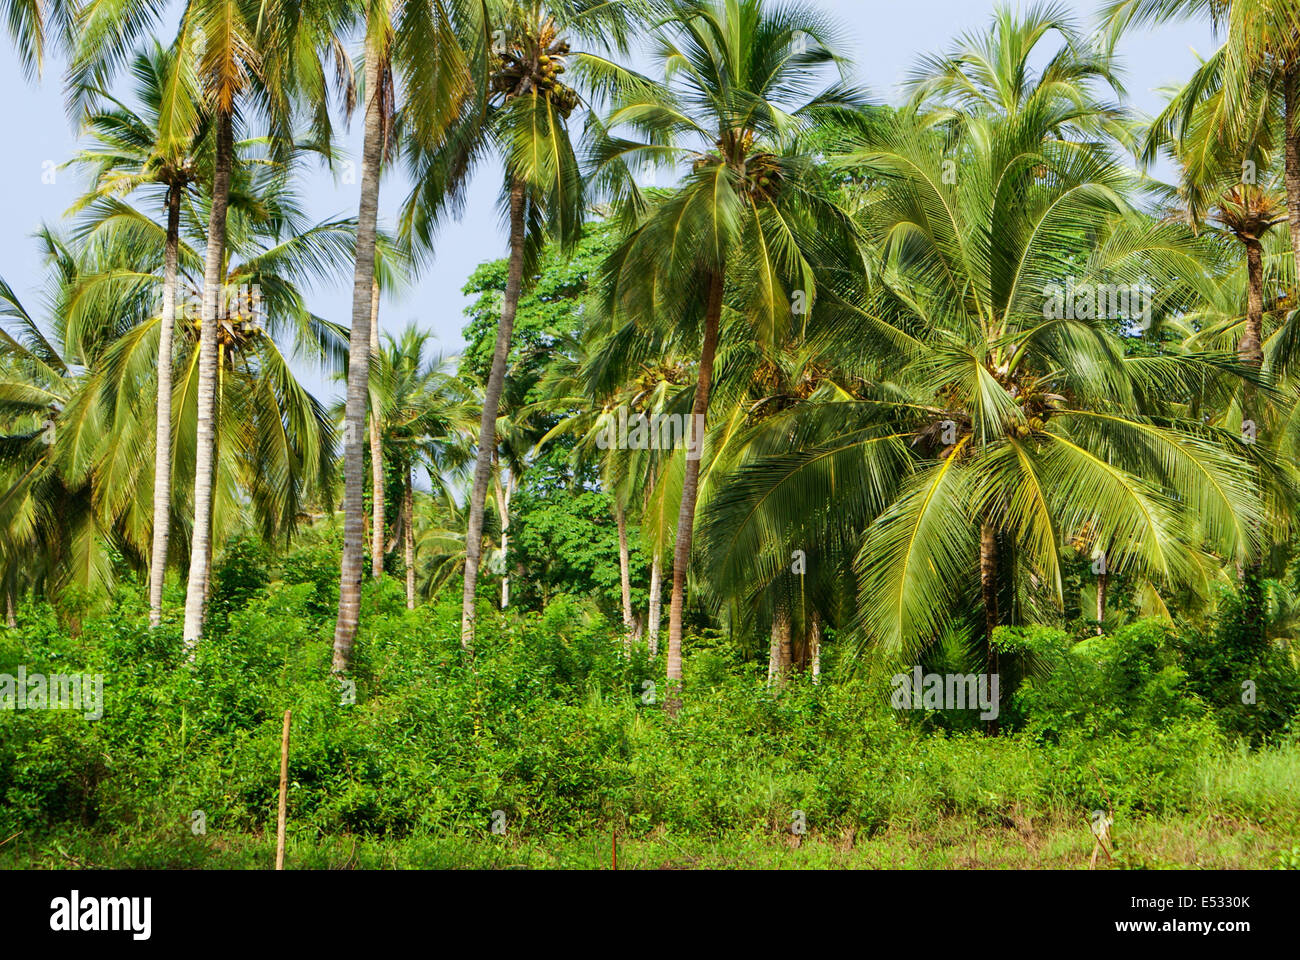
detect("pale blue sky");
top-left (0, 0), bottom-right (1217, 402)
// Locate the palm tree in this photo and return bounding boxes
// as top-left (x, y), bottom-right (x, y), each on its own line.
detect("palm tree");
top-left (66, 42), bottom-right (207, 627)
top-left (362, 324), bottom-right (474, 608)
top-left (0, 173), bottom-right (351, 614)
top-left (331, 0), bottom-right (477, 673)
top-left (74, 0), bottom-right (351, 648)
top-left (591, 0), bottom-right (864, 709)
top-left (700, 100), bottom-right (1275, 683)
top-left (1105, 0), bottom-right (1300, 301)
top-left (402, 0), bottom-right (644, 651)
top-left (0, 0), bottom-right (75, 79)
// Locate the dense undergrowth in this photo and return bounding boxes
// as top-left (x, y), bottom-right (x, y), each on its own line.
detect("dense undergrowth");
top-left (1, 551), bottom-right (1297, 869)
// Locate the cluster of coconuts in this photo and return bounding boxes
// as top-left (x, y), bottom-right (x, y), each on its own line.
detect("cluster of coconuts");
top-left (492, 37), bottom-right (580, 118)
top-left (745, 152), bottom-right (784, 200)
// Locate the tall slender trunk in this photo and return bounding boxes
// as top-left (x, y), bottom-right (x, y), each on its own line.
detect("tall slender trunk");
top-left (369, 279), bottom-right (384, 580)
top-left (616, 502), bottom-right (633, 643)
top-left (462, 179), bottom-right (526, 650)
top-left (1096, 570), bottom-right (1108, 636)
top-left (1284, 64), bottom-right (1300, 293)
top-left (1241, 238), bottom-right (1265, 368)
top-left (665, 270), bottom-right (724, 713)
top-left (979, 522), bottom-right (1000, 668)
top-left (403, 467), bottom-right (415, 610)
top-left (646, 552), bottom-right (662, 658)
top-left (497, 471), bottom-right (512, 609)
top-left (181, 111), bottom-right (234, 647)
top-left (5, 588), bottom-right (15, 629)
top-left (979, 522), bottom-right (1001, 734)
top-left (810, 611), bottom-right (821, 684)
top-left (149, 185), bottom-right (181, 628)
top-left (331, 39), bottom-right (384, 673)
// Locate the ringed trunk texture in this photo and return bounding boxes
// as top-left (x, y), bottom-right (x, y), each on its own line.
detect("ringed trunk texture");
top-left (979, 522), bottom-right (1000, 670)
top-left (767, 603), bottom-right (792, 689)
top-left (810, 611), bottom-right (821, 684)
top-left (461, 179), bottom-right (527, 650)
top-left (665, 271), bottom-right (724, 713)
top-left (181, 111), bottom-right (234, 647)
top-left (331, 40), bottom-right (384, 673)
top-left (403, 469), bottom-right (415, 610)
top-left (616, 503), bottom-right (633, 643)
top-left (646, 552), bottom-right (662, 658)
top-left (1241, 238), bottom-right (1266, 369)
top-left (369, 279), bottom-right (384, 580)
top-left (1284, 64), bottom-right (1300, 294)
top-left (149, 185), bottom-right (181, 628)
top-left (497, 472), bottom-right (512, 610)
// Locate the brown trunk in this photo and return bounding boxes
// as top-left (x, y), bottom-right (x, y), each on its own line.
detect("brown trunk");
top-left (1241, 238), bottom-right (1266, 368)
top-left (149, 185), bottom-right (181, 628)
top-left (665, 270), bottom-right (724, 714)
top-left (646, 552), bottom-right (662, 658)
top-left (1284, 64), bottom-right (1300, 296)
top-left (331, 37), bottom-right (384, 673)
top-left (403, 468), bottom-right (415, 610)
top-left (5, 588), bottom-right (15, 629)
top-left (979, 522), bottom-right (1000, 669)
top-left (369, 279), bottom-right (384, 580)
top-left (462, 179), bottom-right (527, 650)
top-left (181, 110), bottom-right (234, 647)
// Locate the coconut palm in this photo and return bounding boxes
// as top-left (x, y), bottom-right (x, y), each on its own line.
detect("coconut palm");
top-left (699, 95), bottom-right (1283, 684)
top-left (0, 0), bottom-right (75, 79)
top-left (590, 0), bottom-right (865, 709)
top-left (66, 41), bottom-right (208, 627)
top-left (1105, 0), bottom-right (1300, 300)
top-left (7, 160), bottom-right (354, 616)
top-left (73, 0), bottom-right (353, 647)
top-left (351, 323), bottom-right (474, 607)
top-left (401, 0), bottom-right (646, 651)
top-left (331, 0), bottom-right (478, 672)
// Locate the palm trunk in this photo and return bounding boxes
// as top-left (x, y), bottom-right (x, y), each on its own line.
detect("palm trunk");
top-left (1284, 64), bottom-right (1300, 293)
top-left (462, 178), bottom-right (526, 649)
top-left (5, 588), bottom-right (15, 629)
top-left (646, 552), bottom-right (662, 658)
top-left (403, 468), bottom-right (415, 610)
top-left (767, 602), bottom-right (791, 689)
top-left (810, 611), bottom-right (821, 684)
top-left (369, 279), bottom-right (384, 580)
top-left (979, 522), bottom-right (1000, 668)
top-left (181, 111), bottom-right (234, 647)
top-left (616, 502), bottom-right (634, 642)
top-left (979, 521), bottom-right (1001, 734)
top-left (149, 185), bottom-right (181, 628)
top-left (497, 472), bottom-right (512, 609)
top-left (331, 39), bottom-right (384, 673)
top-left (665, 270), bottom-right (724, 713)
top-left (1096, 569), bottom-right (1108, 636)
top-left (1241, 238), bottom-right (1265, 368)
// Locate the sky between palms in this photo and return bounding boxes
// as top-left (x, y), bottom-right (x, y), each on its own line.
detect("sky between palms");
top-left (0, 0), bottom-right (1216, 403)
